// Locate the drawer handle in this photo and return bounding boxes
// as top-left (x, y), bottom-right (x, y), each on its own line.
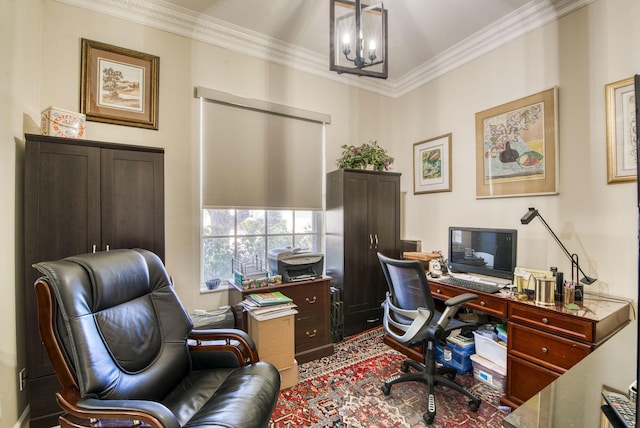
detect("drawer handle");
top-left (479, 301), bottom-right (486, 306)
top-left (306, 296), bottom-right (317, 304)
top-left (367, 318), bottom-right (380, 323)
top-left (542, 317), bottom-right (549, 324)
top-left (306, 329), bottom-right (317, 338)
top-left (541, 347), bottom-right (548, 353)
top-left (437, 289), bottom-right (442, 294)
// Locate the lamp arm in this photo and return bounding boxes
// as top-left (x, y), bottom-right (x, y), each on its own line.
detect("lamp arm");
top-left (537, 213), bottom-right (592, 281)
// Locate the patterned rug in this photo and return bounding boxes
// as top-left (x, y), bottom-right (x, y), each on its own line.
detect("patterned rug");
top-left (270, 328), bottom-right (508, 427)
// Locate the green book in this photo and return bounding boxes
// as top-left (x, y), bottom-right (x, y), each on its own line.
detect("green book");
top-left (248, 291), bottom-right (293, 306)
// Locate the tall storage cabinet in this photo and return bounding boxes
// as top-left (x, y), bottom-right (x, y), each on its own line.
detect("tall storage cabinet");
top-left (326, 169), bottom-right (401, 337)
top-left (24, 133), bottom-right (164, 427)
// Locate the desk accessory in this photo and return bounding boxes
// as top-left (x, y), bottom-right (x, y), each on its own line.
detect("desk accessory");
top-left (520, 207), bottom-right (597, 289)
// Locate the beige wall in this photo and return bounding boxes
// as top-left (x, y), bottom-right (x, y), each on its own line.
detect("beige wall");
top-left (0, 0), bottom-right (638, 426)
top-left (394, 0), bottom-right (640, 300)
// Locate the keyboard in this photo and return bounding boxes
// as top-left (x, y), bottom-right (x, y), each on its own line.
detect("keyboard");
top-left (438, 277), bottom-right (503, 294)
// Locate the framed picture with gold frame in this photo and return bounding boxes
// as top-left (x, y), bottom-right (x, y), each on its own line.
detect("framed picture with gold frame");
top-left (80, 38), bottom-right (159, 129)
top-left (475, 87), bottom-right (558, 198)
top-left (413, 133), bottom-right (452, 194)
top-left (605, 76), bottom-right (636, 184)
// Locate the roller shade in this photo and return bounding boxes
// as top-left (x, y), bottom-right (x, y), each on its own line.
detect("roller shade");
top-left (198, 87), bottom-right (329, 209)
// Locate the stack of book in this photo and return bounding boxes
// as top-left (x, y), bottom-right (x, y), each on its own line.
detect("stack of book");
top-left (241, 291), bottom-right (298, 321)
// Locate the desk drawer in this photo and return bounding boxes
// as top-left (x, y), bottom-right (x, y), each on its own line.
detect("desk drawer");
top-left (507, 354), bottom-right (560, 405)
top-left (286, 281), bottom-right (328, 317)
top-left (431, 282), bottom-right (507, 318)
top-left (509, 302), bottom-right (594, 342)
top-left (508, 322), bottom-right (592, 372)
top-left (295, 313), bottom-right (330, 352)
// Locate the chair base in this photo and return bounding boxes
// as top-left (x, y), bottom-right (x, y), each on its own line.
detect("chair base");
top-left (381, 358), bottom-right (481, 425)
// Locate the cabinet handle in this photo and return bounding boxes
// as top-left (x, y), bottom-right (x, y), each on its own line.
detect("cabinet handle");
top-left (306, 329), bottom-right (317, 338)
top-left (480, 301), bottom-right (486, 306)
top-left (105, 244), bottom-right (110, 251)
top-left (367, 318), bottom-right (380, 323)
top-left (542, 317), bottom-right (549, 324)
top-left (369, 234), bottom-right (373, 249)
top-left (541, 347), bottom-right (548, 353)
top-left (305, 296), bottom-right (317, 304)
top-left (92, 245), bottom-right (97, 253)
top-left (374, 234), bottom-right (379, 249)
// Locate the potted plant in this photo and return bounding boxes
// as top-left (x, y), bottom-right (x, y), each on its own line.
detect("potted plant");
top-left (336, 140), bottom-right (394, 171)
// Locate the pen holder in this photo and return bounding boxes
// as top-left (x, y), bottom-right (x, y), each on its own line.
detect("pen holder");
top-left (563, 284), bottom-right (575, 306)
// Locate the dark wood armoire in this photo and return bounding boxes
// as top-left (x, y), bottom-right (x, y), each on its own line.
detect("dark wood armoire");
top-left (325, 169), bottom-right (401, 337)
top-left (23, 133), bottom-right (165, 427)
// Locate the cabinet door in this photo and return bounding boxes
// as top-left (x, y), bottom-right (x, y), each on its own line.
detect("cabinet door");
top-left (101, 149), bottom-right (165, 260)
top-left (368, 173), bottom-right (400, 307)
top-left (25, 141), bottom-right (101, 377)
top-left (342, 172), bottom-right (373, 314)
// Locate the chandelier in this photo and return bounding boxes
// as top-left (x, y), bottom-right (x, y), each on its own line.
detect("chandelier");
top-left (330, 0), bottom-right (388, 79)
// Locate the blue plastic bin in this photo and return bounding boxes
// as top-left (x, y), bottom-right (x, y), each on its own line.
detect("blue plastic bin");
top-left (435, 340), bottom-right (475, 374)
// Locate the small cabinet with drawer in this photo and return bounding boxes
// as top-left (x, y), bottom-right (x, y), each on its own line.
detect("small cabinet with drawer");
top-left (229, 277), bottom-right (334, 364)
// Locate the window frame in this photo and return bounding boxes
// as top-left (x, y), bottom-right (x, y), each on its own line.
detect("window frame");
top-left (201, 207), bottom-right (324, 291)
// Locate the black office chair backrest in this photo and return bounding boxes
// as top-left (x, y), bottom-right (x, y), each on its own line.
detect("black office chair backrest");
top-left (378, 253), bottom-right (436, 311)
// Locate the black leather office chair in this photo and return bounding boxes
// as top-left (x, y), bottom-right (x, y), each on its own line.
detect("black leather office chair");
top-left (377, 253), bottom-right (481, 425)
top-left (33, 248), bottom-right (280, 428)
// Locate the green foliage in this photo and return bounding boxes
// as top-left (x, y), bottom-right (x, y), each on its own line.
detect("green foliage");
top-left (336, 140), bottom-right (394, 171)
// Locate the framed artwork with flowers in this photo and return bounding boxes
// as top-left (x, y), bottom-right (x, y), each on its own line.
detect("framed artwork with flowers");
top-left (475, 87), bottom-right (558, 198)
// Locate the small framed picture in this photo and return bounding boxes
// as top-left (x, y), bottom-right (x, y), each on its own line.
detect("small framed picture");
top-left (605, 77), bottom-right (636, 184)
top-left (80, 38), bottom-right (159, 129)
top-left (413, 133), bottom-right (452, 194)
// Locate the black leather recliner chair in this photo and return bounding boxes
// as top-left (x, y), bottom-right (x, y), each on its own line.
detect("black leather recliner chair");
top-left (34, 248), bottom-right (280, 427)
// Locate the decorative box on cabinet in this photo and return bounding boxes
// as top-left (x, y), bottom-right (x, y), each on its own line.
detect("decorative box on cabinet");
top-left (24, 133), bottom-right (165, 428)
top-left (229, 277), bottom-right (334, 364)
top-left (326, 169), bottom-right (401, 337)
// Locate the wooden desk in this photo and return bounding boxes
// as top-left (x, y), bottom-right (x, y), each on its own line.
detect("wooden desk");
top-left (383, 277), bottom-right (631, 408)
top-left (228, 277), bottom-right (335, 364)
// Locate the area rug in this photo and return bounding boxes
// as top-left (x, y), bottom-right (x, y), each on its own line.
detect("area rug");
top-left (270, 328), bottom-right (508, 427)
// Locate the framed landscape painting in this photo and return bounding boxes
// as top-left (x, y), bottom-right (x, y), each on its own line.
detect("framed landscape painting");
top-left (413, 133), bottom-right (452, 194)
top-left (475, 87), bottom-right (558, 198)
top-left (80, 38), bottom-right (159, 129)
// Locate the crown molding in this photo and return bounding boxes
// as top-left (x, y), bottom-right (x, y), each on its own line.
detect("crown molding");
top-left (56, 0), bottom-right (592, 99)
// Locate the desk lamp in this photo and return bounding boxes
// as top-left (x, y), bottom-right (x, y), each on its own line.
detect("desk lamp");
top-left (520, 207), bottom-right (597, 285)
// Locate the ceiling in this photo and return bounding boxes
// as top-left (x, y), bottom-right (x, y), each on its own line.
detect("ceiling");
top-left (61, 0), bottom-right (591, 96)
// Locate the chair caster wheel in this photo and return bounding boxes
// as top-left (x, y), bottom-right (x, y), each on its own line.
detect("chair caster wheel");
top-left (468, 400), bottom-right (480, 412)
top-left (423, 414), bottom-right (434, 425)
top-left (381, 384), bottom-right (391, 395)
top-left (445, 371), bottom-right (456, 380)
top-left (400, 361), bottom-right (410, 372)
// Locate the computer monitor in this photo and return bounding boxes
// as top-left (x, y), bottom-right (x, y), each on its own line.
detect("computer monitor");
top-left (448, 226), bottom-right (518, 280)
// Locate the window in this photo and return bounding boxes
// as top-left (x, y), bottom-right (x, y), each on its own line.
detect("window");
top-left (202, 208), bottom-right (323, 286)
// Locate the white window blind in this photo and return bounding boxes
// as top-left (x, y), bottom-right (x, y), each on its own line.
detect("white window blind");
top-left (197, 87), bottom-right (330, 210)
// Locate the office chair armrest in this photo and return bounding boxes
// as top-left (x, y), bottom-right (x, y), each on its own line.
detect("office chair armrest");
top-left (74, 397), bottom-right (179, 428)
top-left (437, 292), bottom-right (477, 331)
top-left (444, 292), bottom-right (477, 307)
top-left (382, 295), bottom-right (432, 344)
top-left (188, 328), bottom-right (260, 365)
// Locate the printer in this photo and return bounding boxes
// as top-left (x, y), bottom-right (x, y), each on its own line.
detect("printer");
top-left (268, 247), bottom-right (324, 282)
